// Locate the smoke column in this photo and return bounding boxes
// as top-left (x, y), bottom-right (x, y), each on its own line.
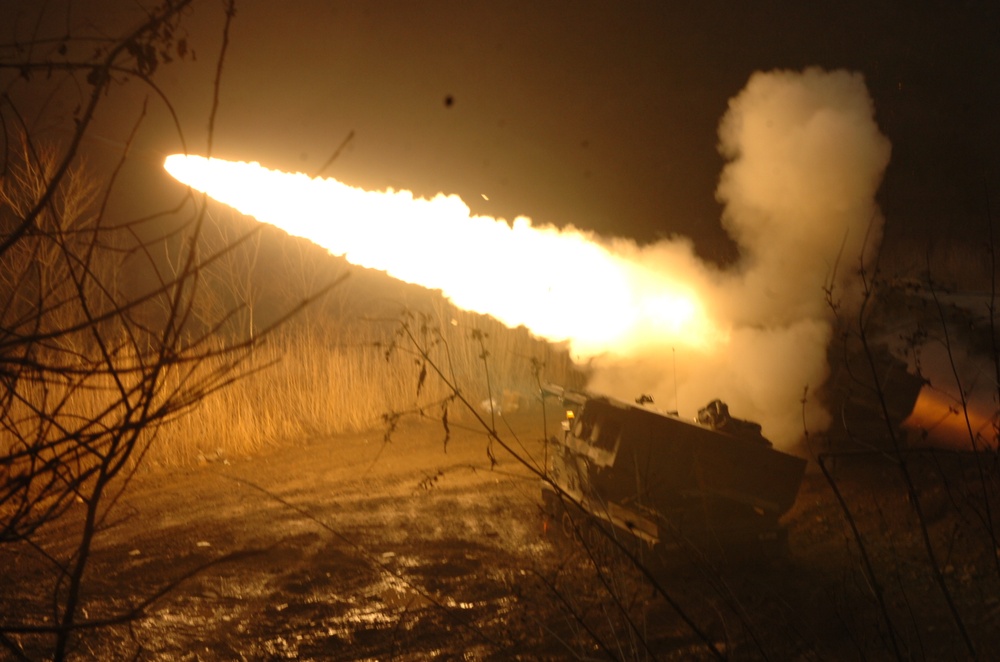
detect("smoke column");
top-left (165, 68), bottom-right (891, 451)
top-left (584, 68), bottom-right (891, 447)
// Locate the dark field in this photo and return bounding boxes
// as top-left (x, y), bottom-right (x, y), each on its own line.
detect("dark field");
top-left (4, 412), bottom-right (1000, 660)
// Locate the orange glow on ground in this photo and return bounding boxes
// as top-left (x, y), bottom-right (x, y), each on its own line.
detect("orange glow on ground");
top-left (902, 387), bottom-right (997, 450)
top-left (164, 155), bottom-right (718, 358)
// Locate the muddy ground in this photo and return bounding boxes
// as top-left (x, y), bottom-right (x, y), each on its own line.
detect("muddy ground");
top-left (3, 411), bottom-right (1000, 660)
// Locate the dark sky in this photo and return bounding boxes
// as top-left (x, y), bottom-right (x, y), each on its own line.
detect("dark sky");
top-left (6, 0), bottom-right (1000, 264)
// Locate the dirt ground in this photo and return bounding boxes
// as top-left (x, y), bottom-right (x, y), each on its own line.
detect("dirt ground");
top-left (4, 411), bottom-right (1000, 660)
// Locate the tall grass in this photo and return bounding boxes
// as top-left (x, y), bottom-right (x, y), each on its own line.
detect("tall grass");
top-left (0, 282), bottom-right (583, 476)
top-left (140, 303), bottom-right (583, 469)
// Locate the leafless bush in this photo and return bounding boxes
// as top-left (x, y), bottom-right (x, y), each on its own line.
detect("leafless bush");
top-left (815, 221), bottom-right (1000, 659)
top-left (0, 2), bottom-right (335, 658)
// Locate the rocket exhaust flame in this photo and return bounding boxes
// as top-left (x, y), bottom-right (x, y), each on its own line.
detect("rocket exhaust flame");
top-left (903, 387), bottom-right (997, 451)
top-left (163, 154), bottom-right (716, 357)
top-left (164, 68), bottom-right (894, 450)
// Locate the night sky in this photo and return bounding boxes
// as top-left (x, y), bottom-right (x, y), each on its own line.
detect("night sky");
top-left (5, 0), bottom-right (1000, 266)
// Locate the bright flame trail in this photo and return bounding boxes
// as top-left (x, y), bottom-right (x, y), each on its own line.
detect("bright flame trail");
top-left (164, 154), bottom-right (714, 358)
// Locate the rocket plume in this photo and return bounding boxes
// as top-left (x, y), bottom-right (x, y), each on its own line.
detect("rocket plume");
top-left (165, 68), bottom-right (891, 450)
top-left (164, 154), bottom-right (716, 358)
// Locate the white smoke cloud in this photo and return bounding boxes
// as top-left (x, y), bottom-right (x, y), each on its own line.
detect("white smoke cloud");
top-left (588, 68), bottom-right (892, 450)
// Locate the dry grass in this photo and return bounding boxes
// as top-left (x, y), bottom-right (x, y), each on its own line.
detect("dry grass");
top-left (139, 304), bottom-right (583, 470)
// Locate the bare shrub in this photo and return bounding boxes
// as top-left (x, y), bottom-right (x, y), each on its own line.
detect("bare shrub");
top-left (0, 2), bottom-right (334, 657)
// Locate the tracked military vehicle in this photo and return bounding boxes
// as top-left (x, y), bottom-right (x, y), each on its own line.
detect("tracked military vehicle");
top-left (541, 385), bottom-right (807, 556)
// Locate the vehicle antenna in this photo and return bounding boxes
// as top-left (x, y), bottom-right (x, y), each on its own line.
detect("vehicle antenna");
top-left (673, 347), bottom-right (679, 415)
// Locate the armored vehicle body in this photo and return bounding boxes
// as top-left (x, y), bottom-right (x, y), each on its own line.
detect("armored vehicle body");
top-left (542, 386), bottom-right (807, 555)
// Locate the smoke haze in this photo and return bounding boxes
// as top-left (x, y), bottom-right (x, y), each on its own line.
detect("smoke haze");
top-left (589, 68), bottom-right (891, 448)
